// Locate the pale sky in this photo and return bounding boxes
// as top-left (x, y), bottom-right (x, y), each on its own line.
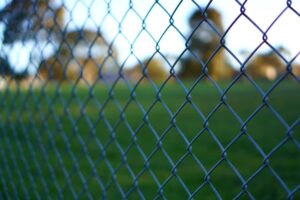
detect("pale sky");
top-left (0, 0), bottom-right (300, 72)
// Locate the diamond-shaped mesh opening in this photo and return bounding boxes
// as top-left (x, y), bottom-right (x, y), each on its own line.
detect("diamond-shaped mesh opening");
top-left (226, 134), bottom-right (263, 182)
top-left (208, 105), bottom-right (242, 146)
top-left (244, 0), bottom-right (287, 31)
top-left (187, 80), bottom-right (222, 116)
top-left (147, 101), bottom-right (171, 134)
top-left (246, 166), bottom-right (289, 199)
top-left (0, 0), bottom-right (299, 199)
top-left (119, 11), bottom-right (143, 44)
top-left (209, 160), bottom-right (244, 199)
top-left (134, 83), bottom-right (158, 109)
top-left (131, 168), bottom-right (158, 199)
top-left (192, 184), bottom-right (223, 199)
top-left (159, 26), bottom-right (186, 56)
top-left (176, 154), bottom-right (206, 193)
top-left (147, 148), bottom-right (173, 184)
top-left (224, 79), bottom-right (263, 120)
top-left (156, 173), bottom-right (191, 199)
top-left (293, 122), bottom-right (300, 144)
top-left (160, 85), bottom-right (187, 113)
top-left (174, 103), bottom-right (204, 141)
top-left (160, 127), bottom-right (189, 163)
top-left (267, 9), bottom-right (300, 59)
top-left (267, 77), bottom-right (300, 125)
top-left (247, 107), bottom-right (287, 153)
top-left (144, 4), bottom-right (170, 41)
top-left (134, 124), bottom-right (158, 156)
top-left (130, 31), bottom-right (156, 59)
top-left (224, 16), bottom-right (263, 63)
top-left (269, 139), bottom-right (300, 191)
top-left (191, 129), bottom-right (223, 171)
top-left (245, 46), bottom-right (287, 85)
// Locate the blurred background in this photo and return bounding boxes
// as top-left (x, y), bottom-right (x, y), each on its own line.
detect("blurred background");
top-left (0, 0), bottom-right (299, 85)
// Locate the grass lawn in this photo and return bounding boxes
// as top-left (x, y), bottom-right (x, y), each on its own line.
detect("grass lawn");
top-left (0, 79), bottom-right (299, 199)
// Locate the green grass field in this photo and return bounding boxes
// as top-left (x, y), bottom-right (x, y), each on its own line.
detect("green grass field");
top-left (0, 80), bottom-right (299, 199)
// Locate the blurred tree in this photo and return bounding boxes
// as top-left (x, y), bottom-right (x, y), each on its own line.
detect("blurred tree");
top-left (180, 8), bottom-right (235, 80)
top-left (246, 49), bottom-right (286, 80)
top-left (126, 58), bottom-right (168, 82)
top-left (0, 0), bottom-right (64, 79)
top-left (38, 29), bottom-right (118, 83)
top-left (0, 0), bottom-right (64, 44)
top-left (0, 55), bottom-right (29, 80)
top-left (0, 0), bottom-right (32, 43)
top-left (0, 56), bottom-right (12, 75)
top-left (292, 64), bottom-right (300, 78)
top-left (179, 58), bottom-right (201, 79)
top-left (124, 66), bottom-right (143, 82)
top-left (145, 58), bottom-right (168, 81)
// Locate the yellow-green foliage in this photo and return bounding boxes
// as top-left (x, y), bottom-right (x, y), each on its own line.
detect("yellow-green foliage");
top-left (181, 8), bottom-right (235, 81)
top-left (246, 51), bottom-right (285, 80)
top-left (125, 58), bottom-right (168, 82)
top-left (38, 29), bottom-right (116, 83)
top-left (145, 59), bottom-right (168, 81)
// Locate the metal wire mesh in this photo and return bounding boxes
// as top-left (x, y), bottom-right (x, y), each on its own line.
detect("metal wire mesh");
top-left (0, 0), bottom-right (299, 199)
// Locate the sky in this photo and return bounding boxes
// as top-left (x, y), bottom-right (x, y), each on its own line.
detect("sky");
top-left (0, 0), bottom-right (300, 72)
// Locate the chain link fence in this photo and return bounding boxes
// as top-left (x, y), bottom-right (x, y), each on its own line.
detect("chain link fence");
top-left (0, 0), bottom-right (299, 199)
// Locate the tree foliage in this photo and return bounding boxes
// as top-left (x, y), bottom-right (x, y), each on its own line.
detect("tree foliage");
top-left (180, 8), bottom-right (235, 80)
top-left (127, 58), bottom-right (168, 82)
top-left (38, 29), bottom-right (118, 83)
top-left (0, 56), bottom-right (12, 75)
top-left (0, 0), bottom-right (64, 44)
top-left (246, 49), bottom-right (286, 80)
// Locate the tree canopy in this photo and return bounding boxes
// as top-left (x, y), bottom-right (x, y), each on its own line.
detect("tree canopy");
top-left (0, 0), bottom-right (64, 44)
top-left (180, 8), bottom-right (235, 80)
